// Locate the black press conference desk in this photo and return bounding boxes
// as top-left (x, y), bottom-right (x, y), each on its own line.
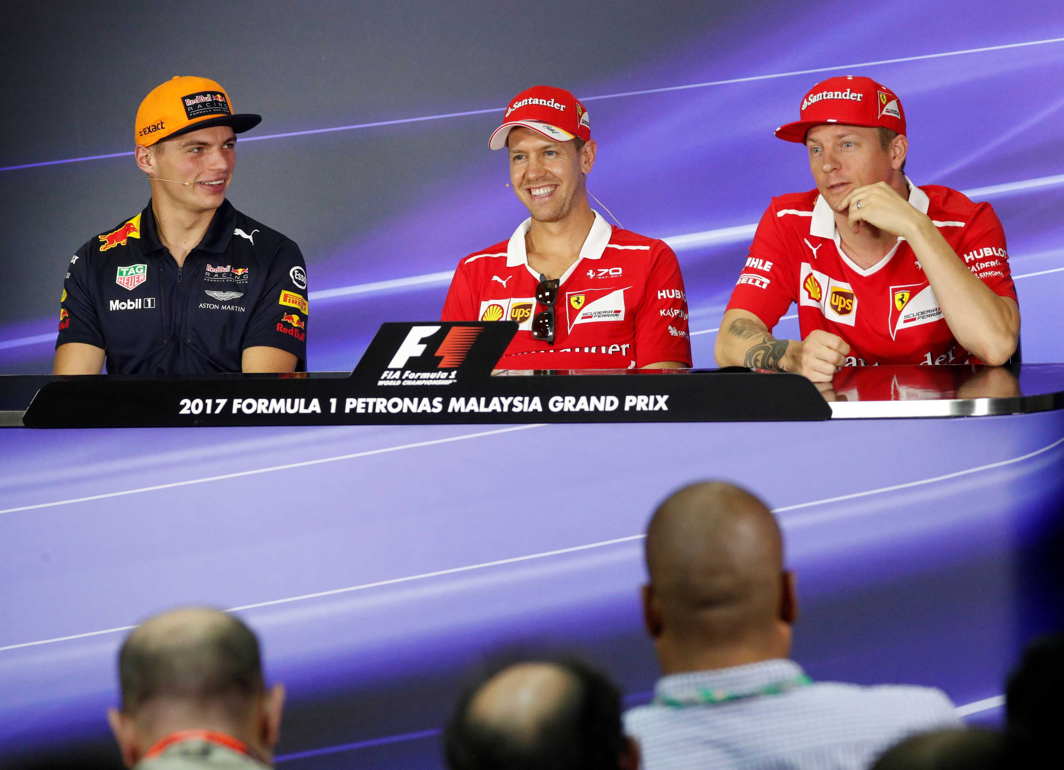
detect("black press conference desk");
top-left (2, 366), bottom-right (1063, 769)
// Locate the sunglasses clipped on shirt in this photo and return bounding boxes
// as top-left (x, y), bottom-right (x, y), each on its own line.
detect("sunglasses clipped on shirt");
top-left (532, 275), bottom-right (559, 344)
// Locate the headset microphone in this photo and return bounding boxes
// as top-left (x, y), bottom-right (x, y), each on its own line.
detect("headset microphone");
top-left (151, 176), bottom-right (193, 187)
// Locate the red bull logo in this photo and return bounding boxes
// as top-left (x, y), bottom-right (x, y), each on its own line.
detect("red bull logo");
top-left (99, 214), bottom-right (142, 252)
top-left (231, 267), bottom-right (249, 277)
top-left (280, 313), bottom-right (305, 329)
top-left (59, 307), bottom-right (70, 330)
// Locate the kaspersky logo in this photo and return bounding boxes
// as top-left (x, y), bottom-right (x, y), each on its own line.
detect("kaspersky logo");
top-left (388, 325), bottom-right (484, 369)
top-left (99, 214), bottom-right (142, 252)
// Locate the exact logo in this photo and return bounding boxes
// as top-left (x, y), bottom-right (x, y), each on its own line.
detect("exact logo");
top-left (138, 120), bottom-right (165, 138)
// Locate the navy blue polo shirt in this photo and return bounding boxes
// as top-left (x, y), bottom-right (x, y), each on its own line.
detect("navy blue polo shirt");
top-left (57, 200), bottom-right (308, 375)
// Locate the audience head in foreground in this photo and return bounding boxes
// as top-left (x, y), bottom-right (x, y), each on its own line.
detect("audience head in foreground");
top-left (108, 607), bottom-right (284, 769)
top-left (625, 480), bottom-right (961, 769)
top-left (1005, 631), bottom-right (1064, 762)
top-left (444, 658), bottom-right (639, 770)
top-left (871, 728), bottom-right (1005, 770)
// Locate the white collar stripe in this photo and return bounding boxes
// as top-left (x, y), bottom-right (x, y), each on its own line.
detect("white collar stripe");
top-left (505, 211), bottom-right (614, 270)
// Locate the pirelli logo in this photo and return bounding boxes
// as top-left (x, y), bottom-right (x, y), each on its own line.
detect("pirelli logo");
top-left (279, 290), bottom-right (309, 315)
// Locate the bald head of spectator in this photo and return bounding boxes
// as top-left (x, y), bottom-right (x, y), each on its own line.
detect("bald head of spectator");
top-left (641, 481), bottom-right (796, 674)
top-left (444, 659), bottom-right (639, 770)
top-left (107, 607), bottom-right (284, 768)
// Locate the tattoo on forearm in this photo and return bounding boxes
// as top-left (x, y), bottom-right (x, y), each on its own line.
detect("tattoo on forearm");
top-left (727, 318), bottom-right (768, 341)
top-left (744, 340), bottom-right (788, 370)
top-left (727, 319), bottom-right (787, 370)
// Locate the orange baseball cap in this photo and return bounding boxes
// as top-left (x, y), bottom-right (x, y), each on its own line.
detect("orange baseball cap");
top-left (135, 75), bottom-right (261, 146)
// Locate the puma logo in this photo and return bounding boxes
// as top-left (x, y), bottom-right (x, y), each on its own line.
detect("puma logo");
top-left (491, 275), bottom-right (511, 287)
top-left (804, 238), bottom-right (822, 259)
top-left (234, 228), bottom-right (260, 245)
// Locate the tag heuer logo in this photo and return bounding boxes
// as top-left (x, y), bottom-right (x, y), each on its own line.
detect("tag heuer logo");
top-left (116, 264), bottom-right (148, 291)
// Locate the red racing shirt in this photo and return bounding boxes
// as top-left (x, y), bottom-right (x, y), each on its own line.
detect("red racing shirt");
top-left (442, 212), bottom-right (692, 369)
top-left (725, 183), bottom-right (1016, 366)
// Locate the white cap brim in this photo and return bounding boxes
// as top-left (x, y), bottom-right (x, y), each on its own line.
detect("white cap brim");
top-left (488, 120), bottom-right (576, 150)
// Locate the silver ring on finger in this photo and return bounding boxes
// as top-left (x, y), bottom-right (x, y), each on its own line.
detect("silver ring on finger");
top-left (855, 199), bottom-right (864, 210)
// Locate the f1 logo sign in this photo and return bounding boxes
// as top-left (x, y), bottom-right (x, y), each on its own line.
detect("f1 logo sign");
top-left (387, 325), bottom-right (485, 369)
top-left (388, 326), bottom-right (439, 369)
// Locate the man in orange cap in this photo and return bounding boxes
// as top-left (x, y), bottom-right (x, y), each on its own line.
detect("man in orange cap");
top-left (715, 76), bottom-right (1019, 381)
top-left (54, 76), bottom-right (308, 375)
top-left (442, 85), bottom-right (691, 371)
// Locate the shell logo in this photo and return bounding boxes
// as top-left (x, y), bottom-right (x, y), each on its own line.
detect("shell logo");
top-left (803, 273), bottom-right (822, 302)
top-left (481, 303), bottom-right (505, 321)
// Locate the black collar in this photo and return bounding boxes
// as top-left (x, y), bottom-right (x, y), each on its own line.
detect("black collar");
top-left (139, 199), bottom-right (237, 256)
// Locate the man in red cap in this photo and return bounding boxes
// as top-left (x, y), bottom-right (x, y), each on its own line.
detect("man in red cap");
top-left (715, 76), bottom-right (1019, 380)
top-left (441, 85), bottom-right (691, 370)
top-left (54, 76), bottom-right (309, 376)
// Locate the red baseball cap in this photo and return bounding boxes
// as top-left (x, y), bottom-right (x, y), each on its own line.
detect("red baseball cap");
top-left (488, 85), bottom-right (592, 150)
top-left (775, 76), bottom-right (906, 143)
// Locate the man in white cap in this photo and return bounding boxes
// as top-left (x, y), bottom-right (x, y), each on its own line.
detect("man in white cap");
top-left (54, 75), bottom-right (308, 376)
top-left (715, 76), bottom-right (1018, 381)
top-left (442, 85), bottom-right (691, 371)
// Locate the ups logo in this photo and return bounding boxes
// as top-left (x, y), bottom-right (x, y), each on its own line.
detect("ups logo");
top-left (510, 302), bottom-right (532, 322)
top-left (803, 273), bottom-right (822, 302)
top-left (829, 288), bottom-right (855, 315)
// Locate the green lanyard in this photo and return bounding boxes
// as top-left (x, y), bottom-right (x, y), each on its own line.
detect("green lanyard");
top-left (656, 674), bottom-right (813, 708)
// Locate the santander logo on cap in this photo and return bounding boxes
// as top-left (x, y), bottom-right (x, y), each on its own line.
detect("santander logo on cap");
top-left (489, 85), bottom-right (592, 150)
top-left (775, 75), bottom-right (906, 143)
top-left (505, 96), bottom-right (567, 118)
top-left (801, 87), bottom-right (863, 112)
